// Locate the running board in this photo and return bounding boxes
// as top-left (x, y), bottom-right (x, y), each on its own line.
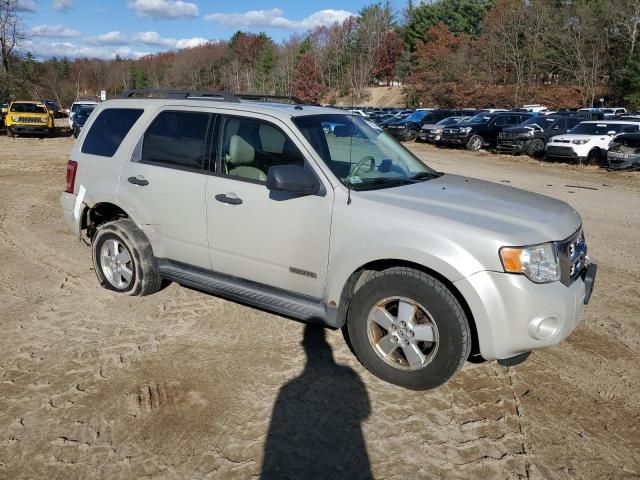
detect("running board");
top-left (156, 259), bottom-right (340, 327)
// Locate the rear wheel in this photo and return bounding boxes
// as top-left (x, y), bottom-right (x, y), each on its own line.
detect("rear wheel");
top-left (527, 139), bottom-right (545, 157)
top-left (466, 135), bottom-right (483, 151)
top-left (405, 129), bottom-right (418, 142)
top-left (92, 219), bottom-right (162, 296)
top-left (346, 267), bottom-right (471, 390)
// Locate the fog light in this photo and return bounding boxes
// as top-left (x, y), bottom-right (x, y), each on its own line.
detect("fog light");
top-left (528, 314), bottom-right (560, 340)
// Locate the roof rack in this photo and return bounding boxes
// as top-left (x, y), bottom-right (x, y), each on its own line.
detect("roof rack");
top-left (117, 89), bottom-right (308, 105)
top-left (235, 93), bottom-right (306, 105)
top-left (119, 89), bottom-right (240, 103)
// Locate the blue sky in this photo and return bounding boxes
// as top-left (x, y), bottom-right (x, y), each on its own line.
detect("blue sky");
top-left (19, 0), bottom-right (407, 60)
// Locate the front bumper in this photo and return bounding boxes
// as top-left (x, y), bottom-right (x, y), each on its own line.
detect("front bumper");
top-left (441, 133), bottom-right (471, 145)
top-left (496, 139), bottom-right (528, 153)
top-left (545, 144), bottom-right (584, 160)
top-left (387, 128), bottom-right (408, 139)
top-left (454, 266), bottom-right (596, 361)
top-left (9, 124), bottom-right (50, 134)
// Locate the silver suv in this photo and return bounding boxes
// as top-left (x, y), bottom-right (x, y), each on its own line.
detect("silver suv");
top-left (60, 90), bottom-right (597, 390)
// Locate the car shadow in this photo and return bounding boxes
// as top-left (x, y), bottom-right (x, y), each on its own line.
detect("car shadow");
top-left (260, 324), bottom-right (373, 480)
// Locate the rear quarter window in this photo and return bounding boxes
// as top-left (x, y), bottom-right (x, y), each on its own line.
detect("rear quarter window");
top-left (81, 108), bottom-right (143, 157)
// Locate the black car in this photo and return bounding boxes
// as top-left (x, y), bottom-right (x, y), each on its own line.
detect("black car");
top-left (496, 115), bottom-right (583, 157)
top-left (418, 116), bottom-right (472, 143)
top-left (440, 112), bottom-right (533, 151)
top-left (603, 133), bottom-right (640, 171)
top-left (386, 109), bottom-right (476, 141)
top-left (72, 106), bottom-right (96, 138)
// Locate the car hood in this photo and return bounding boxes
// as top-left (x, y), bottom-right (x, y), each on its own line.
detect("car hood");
top-left (420, 123), bottom-right (441, 131)
top-left (359, 174), bottom-right (581, 245)
top-left (550, 133), bottom-right (610, 142)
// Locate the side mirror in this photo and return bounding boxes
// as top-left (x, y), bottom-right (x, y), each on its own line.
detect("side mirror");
top-left (267, 165), bottom-right (320, 196)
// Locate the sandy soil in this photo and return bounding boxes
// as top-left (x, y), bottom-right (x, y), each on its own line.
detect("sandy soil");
top-left (0, 135), bottom-right (639, 480)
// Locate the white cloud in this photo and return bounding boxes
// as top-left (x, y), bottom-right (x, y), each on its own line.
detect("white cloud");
top-left (16, 0), bottom-right (37, 12)
top-left (86, 30), bottom-right (208, 50)
top-left (127, 0), bottom-right (199, 19)
top-left (204, 8), bottom-right (353, 31)
top-left (30, 24), bottom-right (80, 37)
top-left (21, 40), bottom-right (149, 60)
top-left (53, 0), bottom-right (73, 11)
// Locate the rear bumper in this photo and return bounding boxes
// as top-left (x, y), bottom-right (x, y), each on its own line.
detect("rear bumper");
top-left (454, 268), bottom-right (595, 361)
top-left (60, 191), bottom-right (82, 239)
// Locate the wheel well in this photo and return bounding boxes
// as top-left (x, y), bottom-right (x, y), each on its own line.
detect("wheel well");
top-left (338, 259), bottom-right (483, 361)
top-left (82, 203), bottom-right (129, 240)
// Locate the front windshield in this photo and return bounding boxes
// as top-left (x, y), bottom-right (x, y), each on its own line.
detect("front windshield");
top-left (10, 103), bottom-right (47, 114)
top-left (294, 114), bottom-right (440, 191)
top-left (569, 123), bottom-right (639, 135)
top-left (404, 111), bottom-right (428, 122)
top-left (520, 117), bottom-right (557, 129)
top-left (437, 116), bottom-right (463, 126)
top-left (468, 113), bottom-right (492, 124)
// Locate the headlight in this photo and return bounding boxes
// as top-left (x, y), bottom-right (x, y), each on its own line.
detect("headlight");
top-left (460, 127), bottom-right (472, 134)
top-left (40, 117), bottom-right (48, 123)
top-left (11, 116), bottom-right (19, 122)
top-left (524, 130), bottom-right (534, 137)
top-left (499, 242), bottom-right (560, 283)
top-left (433, 128), bottom-right (443, 134)
top-left (572, 139), bottom-right (589, 145)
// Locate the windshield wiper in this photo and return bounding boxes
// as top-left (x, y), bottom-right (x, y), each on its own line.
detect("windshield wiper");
top-left (411, 171), bottom-right (443, 181)
top-left (348, 177), bottom-right (416, 191)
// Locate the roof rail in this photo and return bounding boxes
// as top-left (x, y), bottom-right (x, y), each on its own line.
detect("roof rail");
top-left (118, 89), bottom-right (240, 103)
top-left (235, 93), bottom-right (307, 105)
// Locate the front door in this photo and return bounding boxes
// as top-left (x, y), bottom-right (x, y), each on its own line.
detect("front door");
top-left (205, 114), bottom-right (333, 298)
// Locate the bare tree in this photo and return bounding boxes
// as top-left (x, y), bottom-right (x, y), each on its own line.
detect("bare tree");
top-left (615, 0), bottom-right (640, 60)
top-left (0, 0), bottom-right (25, 73)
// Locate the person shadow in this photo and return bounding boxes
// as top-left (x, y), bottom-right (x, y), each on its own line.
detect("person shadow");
top-left (260, 324), bottom-right (373, 480)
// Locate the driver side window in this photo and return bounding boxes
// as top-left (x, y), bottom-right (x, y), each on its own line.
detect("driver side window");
top-left (219, 116), bottom-right (306, 184)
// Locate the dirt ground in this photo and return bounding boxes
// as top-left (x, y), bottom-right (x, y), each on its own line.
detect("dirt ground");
top-left (0, 135), bottom-right (639, 480)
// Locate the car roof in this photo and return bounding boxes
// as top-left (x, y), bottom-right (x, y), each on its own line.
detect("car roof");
top-left (10, 100), bottom-right (43, 104)
top-left (581, 120), bottom-right (639, 124)
top-left (98, 98), bottom-right (346, 120)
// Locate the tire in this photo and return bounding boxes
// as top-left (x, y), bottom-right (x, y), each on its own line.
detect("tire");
top-left (466, 135), bottom-right (483, 151)
top-left (346, 267), bottom-right (471, 390)
top-left (92, 219), bottom-right (162, 296)
top-left (6, 127), bottom-right (13, 138)
top-left (526, 139), bottom-right (545, 157)
top-left (73, 127), bottom-right (79, 138)
top-left (586, 149), bottom-right (600, 166)
top-left (405, 129), bottom-right (418, 142)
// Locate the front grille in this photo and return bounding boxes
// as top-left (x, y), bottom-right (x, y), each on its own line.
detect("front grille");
top-left (546, 146), bottom-right (575, 157)
top-left (15, 116), bottom-right (45, 124)
top-left (557, 230), bottom-right (587, 286)
top-left (498, 132), bottom-right (524, 140)
top-left (443, 128), bottom-right (459, 134)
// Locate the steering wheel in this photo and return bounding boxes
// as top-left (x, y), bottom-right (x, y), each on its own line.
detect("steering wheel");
top-left (349, 155), bottom-right (376, 177)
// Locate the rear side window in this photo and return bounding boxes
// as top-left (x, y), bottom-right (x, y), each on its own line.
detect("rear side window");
top-left (82, 108), bottom-right (143, 157)
top-left (141, 111), bottom-right (211, 171)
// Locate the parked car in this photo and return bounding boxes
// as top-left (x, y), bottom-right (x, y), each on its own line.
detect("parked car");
top-left (418, 116), bottom-right (471, 143)
top-left (5, 101), bottom-right (58, 137)
top-left (601, 107), bottom-right (627, 118)
top-left (0, 101), bottom-right (7, 128)
top-left (545, 120), bottom-right (640, 164)
top-left (496, 115), bottom-right (583, 157)
top-left (441, 112), bottom-right (533, 151)
top-left (387, 109), bottom-right (476, 141)
top-left (72, 105), bottom-right (96, 138)
top-left (69, 100), bottom-right (99, 130)
top-left (602, 133), bottom-right (640, 171)
top-left (59, 89), bottom-right (596, 390)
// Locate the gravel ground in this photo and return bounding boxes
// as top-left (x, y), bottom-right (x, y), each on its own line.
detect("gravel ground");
top-left (0, 135), bottom-right (638, 480)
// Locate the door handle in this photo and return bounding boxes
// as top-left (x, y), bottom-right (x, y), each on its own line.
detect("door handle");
top-left (128, 176), bottom-right (149, 186)
top-left (215, 193), bottom-right (242, 205)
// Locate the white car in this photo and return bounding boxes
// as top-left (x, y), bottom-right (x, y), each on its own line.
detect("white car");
top-left (545, 120), bottom-right (640, 165)
top-left (69, 100), bottom-right (99, 129)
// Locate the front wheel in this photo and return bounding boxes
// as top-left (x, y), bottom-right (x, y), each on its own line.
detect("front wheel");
top-left (527, 139), bottom-right (545, 157)
top-left (405, 129), bottom-right (418, 142)
top-left (586, 149), bottom-right (600, 166)
top-left (6, 127), bottom-right (13, 138)
top-left (466, 135), bottom-right (483, 151)
top-left (92, 219), bottom-right (162, 296)
top-left (346, 267), bottom-right (471, 390)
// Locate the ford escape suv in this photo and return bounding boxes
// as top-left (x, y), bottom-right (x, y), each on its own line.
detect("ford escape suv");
top-left (60, 90), bottom-right (597, 390)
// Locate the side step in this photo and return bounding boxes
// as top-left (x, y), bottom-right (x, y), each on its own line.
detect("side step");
top-left (156, 259), bottom-right (340, 327)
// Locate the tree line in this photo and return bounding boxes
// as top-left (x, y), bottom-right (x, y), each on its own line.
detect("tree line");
top-left (1, 0), bottom-right (640, 108)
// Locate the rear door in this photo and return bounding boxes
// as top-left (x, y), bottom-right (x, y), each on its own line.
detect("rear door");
top-left (117, 108), bottom-right (214, 269)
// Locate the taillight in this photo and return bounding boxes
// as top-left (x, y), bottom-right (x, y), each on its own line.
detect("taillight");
top-left (66, 160), bottom-right (78, 193)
